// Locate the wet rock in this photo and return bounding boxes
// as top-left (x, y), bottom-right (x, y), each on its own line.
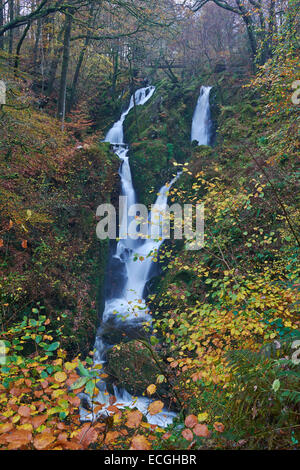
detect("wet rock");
top-left (105, 340), bottom-right (168, 397)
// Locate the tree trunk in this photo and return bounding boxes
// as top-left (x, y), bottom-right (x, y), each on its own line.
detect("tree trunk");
top-left (267, 0), bottom-right (276, 59)
top-left (67, 45), bottom-right (86, 111)
top-left (57, 9), bottom-right (73, 128)
top-left (0, 0), bottom-right (4, 50)
top-left (33, 18), bottom-right (42, 73)
top-left (8, 0), bottom-right (14, 56)
top-left (111, 47), bottom-right (119, 99)
top-left (68, 2), bottom-right (95, 111)
top-left (14, 21), bottom-right (31, 75)
top-left (235, 0), bottom-right (257, 66)
top-left (46, 24), bottom-right (65, 96)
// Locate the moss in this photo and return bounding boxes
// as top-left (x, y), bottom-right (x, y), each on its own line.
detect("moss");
top-left (220, 105), bottom-right (236, 119)
top-left (241, 103), bottom-right (257, 117)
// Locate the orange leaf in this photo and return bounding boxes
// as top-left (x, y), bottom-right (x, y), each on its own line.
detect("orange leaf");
top-left (126, 410), bottom-right (143, 429)
top-left (182, 428), bottom-right (194, 441)
top-left (214, 422), bottom-right (225, 433)
top-left (185, 414), bottom-right (198, 428)
top-left (33, 431), bottom-right (56, 450)
top-left (193, 424), bottom-right (211, 438)
top-left (6, 430), bottom-right (32, 449)
top-left (76, 423), bottom-right (98, 448)
top-left (130, 435), bottom-right (151, 450)
top-left (18, 405), bottom-right (31, 417)
top-left (21, 240), bottom-right (27, 249)
top-left (105, 431), bottom-right (119, 444)
top-left (68, 395), bottom-right (81, 407)
top-left (32, 415), bottom-right (47, 429)
top-left (0, 422), bottom-right (14, 434)
top-left (0, 239), bottom-right (3, 247)
top-left (148, 400), bottom-right (164, 416)
top-left (62, 441), bottom-right (84, 450)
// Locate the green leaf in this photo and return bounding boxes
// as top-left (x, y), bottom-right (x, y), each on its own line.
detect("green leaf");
top-left (70, 376), bottom-right (88, 390)
top-left (45, 342), bottom-right (60, 352)
top-left (272, 379), bottom-right (280, 392)
top-left (85, 379), bottom-right (95, 397)
top-left (77, 360), bottom-right (91, 377)
top-left (150, 336), bottom-right (159, 346)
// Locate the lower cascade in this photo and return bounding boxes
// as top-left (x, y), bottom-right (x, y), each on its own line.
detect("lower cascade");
top-left (80, 84), bottom-right (212, 427)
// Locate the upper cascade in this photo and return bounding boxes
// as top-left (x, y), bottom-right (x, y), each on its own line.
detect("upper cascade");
top-left (191, 85), bottom-right (212, 146)
top-left (104, 86), bottom-right (156, 145)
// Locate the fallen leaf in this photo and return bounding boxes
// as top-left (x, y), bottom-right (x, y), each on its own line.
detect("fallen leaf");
top-left (182, 428), bottom-right (194, 441)
top-left (148, 400), bottom-right (164, 416)
top-left (18, 405), bottom-right (31, 417)
top-left (185, 414), bottom-right (198, 428)
top-left (33, 431), bottom-right (56, 450)
top-left (126, 410), bottom-right (143, 429)
top-left (54, 371), bottom-right (67, 383)
top-left (6, 430), bottom-right (32, 449)
top-left (193, 423), bottom-right (211, 438)
top-left (146, 384), bottom-right (157, 395)
top-left (214, 422), bottom-right (225, 433)
top-left (76, 423), bottom-right (98, 448)
top-left (0, 422), bottom-right (14, 434)
top-left (130, 435), bottom-right (151, 450)
top-left (62, 441), bottom-right (84, 450)
top-left (105, 431), bottom-right (119, 444)
top-left (32, 415), bottom-right (47, 429)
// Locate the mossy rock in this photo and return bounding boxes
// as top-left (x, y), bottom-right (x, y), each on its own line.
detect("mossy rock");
top-left (105, 340), bottom-right (167, 397)
top-left (130, 140), bottom-right (171, 206)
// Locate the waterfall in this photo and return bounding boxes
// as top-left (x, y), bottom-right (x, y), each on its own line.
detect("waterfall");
top-left (191, 86), bottom-right (212, 146)
top-left (81, 86), bottom-right (176, 427)
top-left (81, 83), bottom-right (212, 427)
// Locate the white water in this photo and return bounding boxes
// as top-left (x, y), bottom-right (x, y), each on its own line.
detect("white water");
top-left (81, 84), bottom-right (212, 427)
top-left (191, 86), bottom-right (212, 145)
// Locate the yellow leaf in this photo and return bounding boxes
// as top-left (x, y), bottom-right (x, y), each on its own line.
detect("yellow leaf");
top-left (146, 384), bottom-right (157, 395)
top-left (54, 371), bottom-right (67, 383)
top-left (198, 412), bottom-right (209, 422)
top-left (64, 361), bottom-right (77, 371)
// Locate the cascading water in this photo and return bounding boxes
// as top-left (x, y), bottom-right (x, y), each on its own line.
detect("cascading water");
top-left (81, 86), bottom-right (176, 426)
top-left (191, 86), bottom-right (212, 146)
top-left (81, 84), bottom-right (212, 427)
